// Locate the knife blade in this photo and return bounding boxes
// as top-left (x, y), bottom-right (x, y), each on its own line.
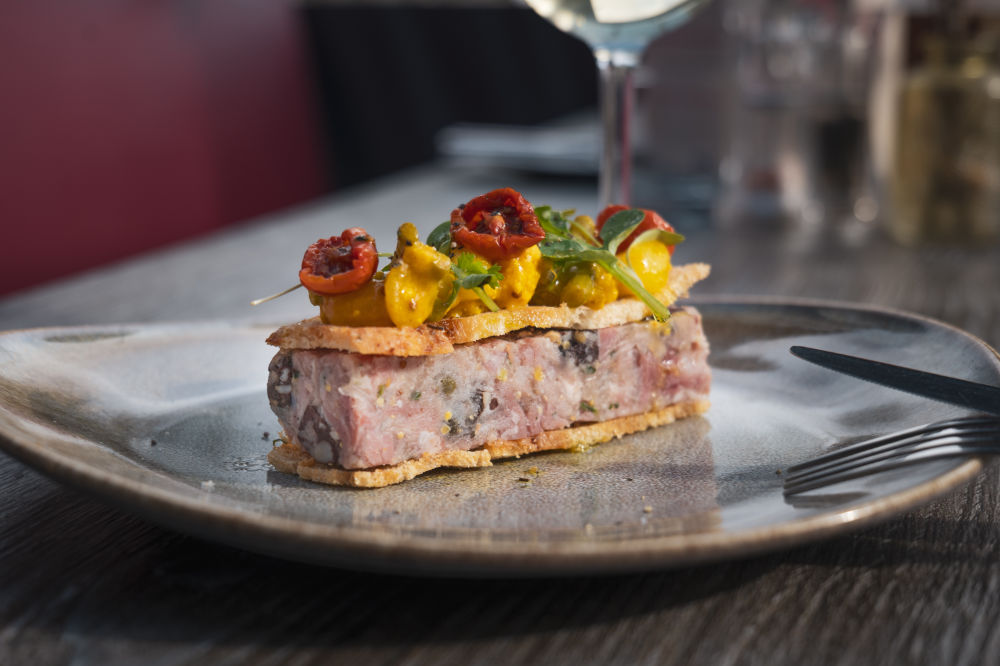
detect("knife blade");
top-left (789, 345), bottom-right (1000, 416)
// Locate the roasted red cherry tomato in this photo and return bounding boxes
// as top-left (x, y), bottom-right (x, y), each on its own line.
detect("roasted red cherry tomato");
top-left (299, 227), bottom-right (378, 295)
top-left (450, 187), bottom-right (545, 263)
top-left (596, 205), bottom-right (676, 255)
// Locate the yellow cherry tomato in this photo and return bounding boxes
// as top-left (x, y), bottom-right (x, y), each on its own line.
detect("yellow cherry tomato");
top-left (617, 238), bottom-right (672, 297)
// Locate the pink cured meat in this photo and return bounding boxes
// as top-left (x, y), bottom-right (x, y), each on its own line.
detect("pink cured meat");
top-left (267, 306), bottom-right (711, 469)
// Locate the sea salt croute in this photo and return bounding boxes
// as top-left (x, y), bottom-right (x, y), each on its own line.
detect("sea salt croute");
top-left (268, 307), bottom-right (710, 470)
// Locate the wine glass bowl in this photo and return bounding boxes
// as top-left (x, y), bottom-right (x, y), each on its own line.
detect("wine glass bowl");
top-left (523, 0), bottom-right (709, 208)
top-left (526, 0), bottom-right (705, 63)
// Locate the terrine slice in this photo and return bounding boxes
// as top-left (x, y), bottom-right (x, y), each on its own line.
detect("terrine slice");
top-left (267, 306), bottom-right (710, 469)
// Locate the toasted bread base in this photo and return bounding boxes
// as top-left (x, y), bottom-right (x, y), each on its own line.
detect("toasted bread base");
top-left (267, 399), bottom-right (710, 488)
top-left (267, 262), bottom-right (710, 355)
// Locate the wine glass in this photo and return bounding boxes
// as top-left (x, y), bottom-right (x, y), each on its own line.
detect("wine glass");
top-left (523, 0), bottom-right (708, 209)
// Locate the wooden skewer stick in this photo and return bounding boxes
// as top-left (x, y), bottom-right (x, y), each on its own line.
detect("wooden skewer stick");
top-left (251, 283), bottom-right (302, 306)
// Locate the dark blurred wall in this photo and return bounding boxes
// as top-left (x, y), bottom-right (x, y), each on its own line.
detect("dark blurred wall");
top-left (303, 7), bottom-right (597, 187)
top-left (0, 1), bottom-right (326, 296)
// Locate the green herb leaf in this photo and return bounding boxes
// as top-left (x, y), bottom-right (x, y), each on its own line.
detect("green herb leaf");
top-left (537, 206), bottom-right (600, 245)
top-left (538, 237), bottom-right (589, 260)
top-left (600, 209), bottom-right (645, 255)
top-left (427, 221), bottom-right (452, 255)
top-left (434, 252), bottom-right (504, 316)
top-left (539, 237), bottom-right (608, 266)
top-left (472, 286), bottom-right (500, 312)
top-left (535, 205), bottom-right (571, 239)
top-left (453, 252), bottom-right (502, 290)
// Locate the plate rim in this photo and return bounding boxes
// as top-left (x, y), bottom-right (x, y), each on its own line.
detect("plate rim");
top-left (0, 297), bottom-right (996, 575)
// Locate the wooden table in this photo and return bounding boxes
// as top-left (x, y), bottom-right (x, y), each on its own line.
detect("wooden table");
top-left (3, 166), bottom-right (1000, 665)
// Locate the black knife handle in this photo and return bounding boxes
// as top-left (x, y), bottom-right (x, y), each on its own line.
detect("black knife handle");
top-left (790, 346), bottom-right (1000, 417)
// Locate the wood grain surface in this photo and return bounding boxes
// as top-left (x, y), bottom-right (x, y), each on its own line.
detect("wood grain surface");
top-left (2, 167), bottom-right (999, 665)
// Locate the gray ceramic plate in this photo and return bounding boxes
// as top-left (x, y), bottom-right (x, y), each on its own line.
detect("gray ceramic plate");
top-left (1, 299), bottom-right (998, 576)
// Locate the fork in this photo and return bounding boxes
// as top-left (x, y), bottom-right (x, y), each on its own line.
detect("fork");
top-left (782, 415), bottom-right (1000, 495)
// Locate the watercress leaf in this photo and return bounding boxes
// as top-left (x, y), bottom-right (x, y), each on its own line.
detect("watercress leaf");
top-left (600, 209), bottom-right (645, 255)
top-left (576, 248), bottom-right (615, 264)
top-left (539, 237), bottom-right (589, 260)
top-left (536, 205), bottom-right (571, 239)
top-left (427, 221), bottom-right (452, 254)
top-left (539, 218), bottom-right (567, 239)
top-left (541, 238), bottom-right (611, 267)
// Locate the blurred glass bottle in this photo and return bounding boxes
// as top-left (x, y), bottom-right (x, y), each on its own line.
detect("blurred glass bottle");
top-left (717, 0), bottom-right (870, 227)
top-left (888, 24), bottom-right (1000, 244)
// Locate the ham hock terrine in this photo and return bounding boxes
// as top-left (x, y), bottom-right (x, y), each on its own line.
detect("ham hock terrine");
top-left (267, 307), bottom-right (710, 483)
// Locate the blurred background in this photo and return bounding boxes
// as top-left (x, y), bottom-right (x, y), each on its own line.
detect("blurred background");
top-left (2, 0), bottom-right (999, 297)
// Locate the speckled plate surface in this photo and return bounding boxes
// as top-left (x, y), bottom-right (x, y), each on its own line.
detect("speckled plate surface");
top-left (1, 299), bottom-right (998, 576)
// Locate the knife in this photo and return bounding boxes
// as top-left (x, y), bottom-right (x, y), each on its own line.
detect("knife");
top-left (789, 345), bottom-right (1000, 416)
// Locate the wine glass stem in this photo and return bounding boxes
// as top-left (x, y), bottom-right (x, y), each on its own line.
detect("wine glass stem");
top-left (596, 53), bottom-right (637, 209)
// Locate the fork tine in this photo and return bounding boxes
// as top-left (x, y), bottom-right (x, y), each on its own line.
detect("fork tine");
top-left (785, 416), bottom-right (1000, 474)
top-left (786, 421), bottom-right (1000, 480)
top-left (783, 416), bottom-right (1000, 495)
top-left (783, 441), bottom-right (1000, 495)
top-left (783, 431), bottom-right (1000, 494)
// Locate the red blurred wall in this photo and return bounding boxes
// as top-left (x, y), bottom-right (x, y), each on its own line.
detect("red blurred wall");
top-left (0, 1), bottom-right (327, 296)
